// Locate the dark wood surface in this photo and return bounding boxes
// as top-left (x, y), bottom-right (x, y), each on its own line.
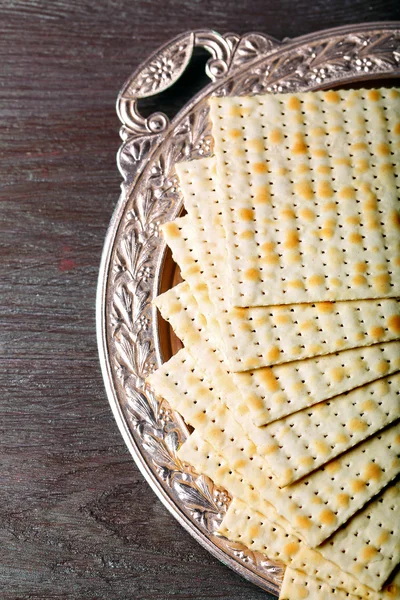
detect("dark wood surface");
top-left (1, 2), bottom-right (399, 599)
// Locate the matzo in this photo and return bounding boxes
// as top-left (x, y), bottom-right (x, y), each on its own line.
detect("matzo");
top-left (237, 341), bottom-right (400, 426)
top-left (220, 484), bottom-right (400, 593)
top-left (257, 373), bottom-right (400, 486)
top-left (178, 424), bottom-right (400, 547)
top-left (279, 567), bottom-right (400, 600)
top-left (173, 154), bottom-right (400, 371)
top-left (209, 88), bottom-right (400, 306)
top-left (156, 275), bottom-right (400, 373)
top-left (154, 273), bottom-right (400, 423)
top-left (148, 347), bottom-right (400, 486)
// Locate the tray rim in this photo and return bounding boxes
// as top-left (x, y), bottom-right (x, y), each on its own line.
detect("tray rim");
top-left (97, 21), bottom-right (400, 596)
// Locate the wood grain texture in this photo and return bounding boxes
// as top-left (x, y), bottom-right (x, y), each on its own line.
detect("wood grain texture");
top-left (1, 1), bottom-right (399, 598)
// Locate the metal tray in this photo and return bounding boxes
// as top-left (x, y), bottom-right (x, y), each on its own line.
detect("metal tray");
top-left (97, 23), bottom-right (400, 596)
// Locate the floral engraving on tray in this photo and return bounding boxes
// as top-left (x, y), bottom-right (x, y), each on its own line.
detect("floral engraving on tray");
top-left (102, 26), bottom-right (400, 596)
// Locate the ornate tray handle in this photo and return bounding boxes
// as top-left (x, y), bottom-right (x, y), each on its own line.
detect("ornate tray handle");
top-left (117, 30), bottom-right (230, 138)
top-left (117, 29), bottom-right (280, 139)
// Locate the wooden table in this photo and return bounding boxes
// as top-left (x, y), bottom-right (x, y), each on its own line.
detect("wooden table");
top-left (1, 2), bottom-right (399, 598)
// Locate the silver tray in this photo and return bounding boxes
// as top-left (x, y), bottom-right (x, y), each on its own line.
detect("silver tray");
top-left (97, 23), bottom-right (400, 596)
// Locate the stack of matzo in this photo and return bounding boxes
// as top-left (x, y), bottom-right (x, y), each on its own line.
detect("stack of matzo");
top-left (147, 88), bottom-right (400, 598)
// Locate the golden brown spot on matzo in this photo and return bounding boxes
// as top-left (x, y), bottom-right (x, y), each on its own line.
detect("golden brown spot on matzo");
top-left (337, 493), bottom-right (350, 508)
top-left (373, 273), bottom-right (391, 294)
top-left (228, 128), bottom-right (242, 139)
top-left (299, 207), bottom-right (315, 222)
top-left (233, 458), bottom-right (246, 471)
top-left (308, 274), bottom-right (324, 287)
top-left (391, 210), bottom-right (400, 229)
top-left (387, 315), bottom-right (400, 333)
top-left (317, 165), bottom-right (331, 176)
top-left (335, 433), bottom-right (349, 445)
top-left (267, 345), bottom-right (281, 363)
top-left (228, 105), bottom-right (242, 118)
top-left (351, 479), bottom-right (366, 493)
top-left (320, 227), bottom-right (334, 240)
top-left (291, 381), bottom-right (306, 394)
top-left (312, 147), bottom-right (328, 158)
top-left (284, 542), bottom-right (300, 557)
top-left (330, 367), bottom-right (344, 383)
top-left (280, 206), bottom-right (296, 220)
top-left (312, 496), bottom-right (323, 505)
top-left (259, 368), bottom-right (280, 392)
top-left (275, 314), bottom-right (290, 325)
top-left (239, 230), bottom-right (254, 241)
top-left (333, 156), bottom-right (351, 167)
top-left (272, 392), bottom-right (286, 405)
top-left (317, 301), bottom-right (334, 313)
top-left (168, 301), bottom-right (182, 315)
top-left (292, 140), bottom-right (308, 155)
top-left (361, 545), bottom-right (378, 561)
top-left (233, 147), bottom-right (245, 158)
top-left (349, 232), bottom-right (363, 244)
top-left (254, 186), bottom-right (271, 205)
top-left (309, 344), bottom-right (323, 354)
top-left (380, 162), bottom-right (393, 176)
top-left (326, 459), bottom-right (340, 474)
top-left (269, 128), bottom-right (283, 144)
top-left (244, 267), bottom-right (260, 282)
top-left (288, 96), bottom-right (301, 110)
top-left (325, 90), bottom-right (340, 103)
top-left (377, 530), bottom-right (390, 545)
top-left (265, 443), bottom-right (279, 455)
top-left (319, 508), bottom-right (337, 526)
top-left (299, 319), bottom-right (313, 331)
top-left (296, 163), bottom-right (310, 175)
top-left (310, 126), bottom-right (326, 137)
top-left (363, 462), bottom-right (382, 481)
top-left (284, 231), bottom-right (300, 249)
top-left (198, 313), bottom-right (207, 327)
top-left (295, 515), bottom-right (311, 530)
top-left (351, 141), bottom-right (368, 152)
top-left (260, 241), bottom-right (275, 256)
top-left (253, 161), bottom-right (268, 174)
top-left (352, 274), bottom-right (367, 286)
top-left (394, 122), bottom-right (400, 135)
top-left (313, 440), bottom-right (329, 455)
top-left (361, 399), bottom-right (377, 412)
top-left (370, 325), bottom-right (385, 339)
top-left (261, 254), bottom-right (280, 266)
top-left (238, 207), bottom-right (254, 222)
top-left (377, 142), bottom-right (391, 157)
top-left (299, 456), bottom-right (314, 467)
top-left (288, 278), bottom-right (304, 289)
top-left (305, 100), bottom-right (318, 112)
top-left (277, 166), bottom-right (289, 176)
top-left (248, 394), bottom-right (264, 411)
top-left (317, 180), bottom-right (334, 198)
top-left (194, 282), bottom-right (207, 293)
top-left (295, 181), bottom-right (314, 200)
top-left (248, 524), bottom-right (260, 539)
top-left (355, 159), bottom-right (369, 174)
top-left (376, 360), bottom-right (390, 376)
top-left (163, 222), bottom-right (180, 238)
top-left (368, 89), bottom-right (381, 101)
top-left (348, 417), bottom-right (368, 433)
top-left (339, 186), bottom-right (356, 200)
top-left (355, 261), bottom-right (367, 273)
